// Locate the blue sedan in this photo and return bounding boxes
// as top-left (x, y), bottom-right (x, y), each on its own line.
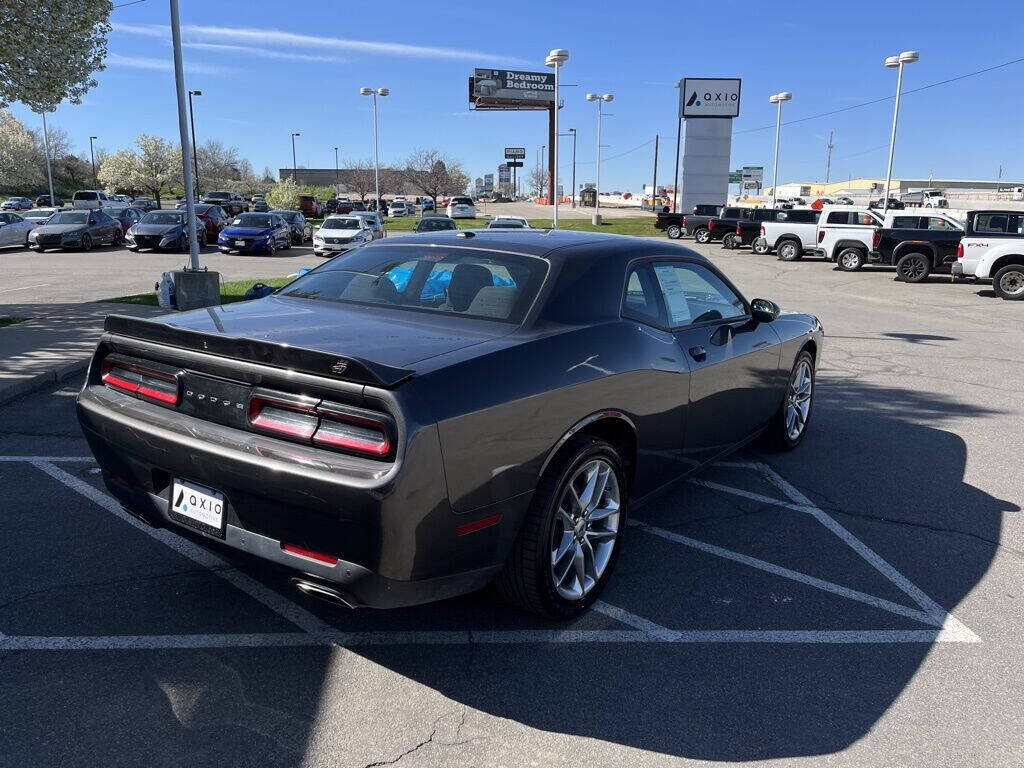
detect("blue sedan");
top-left (218, 213), bottom-right (293, 254)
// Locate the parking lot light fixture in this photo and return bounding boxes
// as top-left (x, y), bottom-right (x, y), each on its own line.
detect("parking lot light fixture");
top-left (361, 87), bottom-right (389, 207)
top-left (291, 132), bottom-right (300, 184)
top-left (89, 136), bottom-right (98, 189)
top-left (882, 51), bottom-right (919, 213)
top-left (673, 80), bottom-right (682, 213)
top-left (188, 90), bottom-right (202, 198)
top-left (586, 92), bottom-right (613, 224)
top-left (545, 49), bottom-right (569, 228)
top-left (769, 91), bottom-right (793, 208)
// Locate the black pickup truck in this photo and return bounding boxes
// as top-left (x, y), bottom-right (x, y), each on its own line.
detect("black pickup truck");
top-left (869, 213), bottom-right (964, 282)
top-left (655, 204), bottom-right (721, 239)
top-left (704, 207), bottom-right (780, 246)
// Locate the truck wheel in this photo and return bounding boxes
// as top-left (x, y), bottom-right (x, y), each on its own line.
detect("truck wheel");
top-left (666, 224), bottom-right (682, 239)
top-left (752, 239), bottom-right (771, 255)
top-left (836, 248), bottom-right (865, 271)
top-left (993, 264), bottom-right (1024, 300)
top-left (694, 228), bottom-right (710, 244)
top-left (721, 233), bottom-right (739, 249)
top-left (496, 436), bottom-right (626, 618)
top-left (896, 252), bottom-right (931, 283)
top-left (777, 239), bottom-right (802, 262)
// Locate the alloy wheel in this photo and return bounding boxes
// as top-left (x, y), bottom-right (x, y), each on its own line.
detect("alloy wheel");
top-left (550, 459), bottom-right (621, 601)
top-left (785, 360), bottom-right (813, 441)
top-left (840, 251), bottom-right (861, 270)
top-left (780, 242), bottom-right (798, 260)
top-left (998, 269), bottom-right (1024, 297)
top-left (899, 256), bottom-right (927, 281)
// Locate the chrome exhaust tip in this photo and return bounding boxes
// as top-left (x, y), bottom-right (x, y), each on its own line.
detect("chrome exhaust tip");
top-left (292, 579), bottom-right (357, 609)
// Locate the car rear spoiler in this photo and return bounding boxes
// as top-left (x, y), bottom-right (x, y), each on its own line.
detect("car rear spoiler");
top-left (103, 315), bottom-right (414, 388)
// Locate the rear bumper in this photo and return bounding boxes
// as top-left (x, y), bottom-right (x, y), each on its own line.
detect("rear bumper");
top-left (76, 384), bottom-right (525, 609)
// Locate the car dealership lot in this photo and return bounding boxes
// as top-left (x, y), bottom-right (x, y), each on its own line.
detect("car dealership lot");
top-left (1, 240), bottom-right (1023, 767)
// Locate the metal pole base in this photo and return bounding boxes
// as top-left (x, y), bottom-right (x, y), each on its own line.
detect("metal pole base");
top-left (592, 213), bottom-right (603, 226)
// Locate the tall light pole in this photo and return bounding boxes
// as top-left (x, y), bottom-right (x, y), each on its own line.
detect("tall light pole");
top-left (560, 128), bottom-right (577, 208)
top-left (672, 80), bottom-right (682, 213)
top-left (169, 0), bottom-right (200, 272)
top-left (333, 146), bottom-right (340, 192)
top-left (187, 89), bottom-right (202, 197)
top-left (882, 51), bottom-right (919, 212)
top-left (360, 87), bottom-right (389, 207)
top-left (545, 48), bottom-right (568, 228)
top-left (586, 92), bottom-right (613, 225)
top-left (768, 91), bottom-right (793, 207)
top-left (291, 132), bottom-right (300, 184)
top-left (89, 135), bottom-right (98, 190)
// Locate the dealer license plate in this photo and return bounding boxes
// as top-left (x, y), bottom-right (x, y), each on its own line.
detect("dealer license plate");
top-left (235, 239), bottom-right (246, 247)
top-left (170, 479), bottom-right (225, 536)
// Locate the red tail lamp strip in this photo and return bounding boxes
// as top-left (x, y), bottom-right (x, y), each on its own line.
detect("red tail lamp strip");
top-left (456, 514), bottom-right (502, 536)
top-left (101, 359), bottom-right (179, 404)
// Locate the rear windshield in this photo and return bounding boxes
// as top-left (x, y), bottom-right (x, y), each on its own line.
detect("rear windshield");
top-left (74, 191), bottom-right (98, 201)
top-left (278, 245), bottom-right (548, 323)
top-left (206, 192), bottom-right (231, 200)
top-left (450, 197), bottom-right (474, 206)
top-left (142, 212), bottom-right (186, 225)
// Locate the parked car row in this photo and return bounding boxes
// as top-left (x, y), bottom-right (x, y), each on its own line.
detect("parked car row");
top-left (660, 204), bottom-right (1024, 300)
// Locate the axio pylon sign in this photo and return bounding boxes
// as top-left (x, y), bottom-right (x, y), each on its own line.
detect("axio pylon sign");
top-left (680, 78), bottom-right (742, 118)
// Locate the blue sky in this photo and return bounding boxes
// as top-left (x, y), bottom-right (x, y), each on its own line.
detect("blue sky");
top-left (9, 0), bottom-right (1024, 191)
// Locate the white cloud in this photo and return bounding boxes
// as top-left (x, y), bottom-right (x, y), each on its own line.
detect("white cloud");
top-left (182, 42), bottom-right (348, 65)
top-left (106, 52), bottom-right (232, 77)
top-left (112, 22), bottom-right (529, 65)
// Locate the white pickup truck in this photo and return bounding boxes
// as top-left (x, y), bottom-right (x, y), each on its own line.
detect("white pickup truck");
top-left (752, 209), bottom-right (822, 261)
top-left (953, 210), bottom-right (1024, 300)
top-left (810, 206), bottom-right (884, 271)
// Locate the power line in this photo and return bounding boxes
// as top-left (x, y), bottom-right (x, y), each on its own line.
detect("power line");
top-left (576, 138), bottom-right (655, 165)
top-left (113, 0), bottom-right (147, 9)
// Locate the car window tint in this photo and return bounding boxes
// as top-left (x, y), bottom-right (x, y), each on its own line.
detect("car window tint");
top-left (892, 216), bottom-right (921, 229)
top-left (653, 262), bottom-right (746, 327)
top-left (622, 267), bottom-right (663, 325)
top-left (826, 212), bottom-right (849, 224)
top-left (975, 213), bottom-right (1009, 233)
top-left (855, 212), bottom-right (878, 226)
top-left (927, 217), bottom-right (957, 230)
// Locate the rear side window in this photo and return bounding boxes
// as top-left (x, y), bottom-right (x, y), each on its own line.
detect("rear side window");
top-left (973, 213), bottom-right (1021, 234)
top-left (74, 191), bottom-right (98, 201)
top-left (926, 217), bottom-right (958, 231)
top-left (826, 212), bottom-right (850, 224)
top-left (622, 267), bottom-right (664, 326)
top-left (892, 216), bottom-right (922, 229)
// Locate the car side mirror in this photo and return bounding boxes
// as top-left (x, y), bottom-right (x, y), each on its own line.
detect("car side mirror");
top-left (750, 298), bottom-right (780, 323)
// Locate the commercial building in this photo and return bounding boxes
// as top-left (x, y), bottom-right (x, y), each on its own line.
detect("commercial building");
top-left (767, 177), bottom-right (1023, 199)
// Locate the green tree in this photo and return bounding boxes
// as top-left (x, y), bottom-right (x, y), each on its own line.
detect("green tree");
top-left (266, 177), bottom-right (300, 210)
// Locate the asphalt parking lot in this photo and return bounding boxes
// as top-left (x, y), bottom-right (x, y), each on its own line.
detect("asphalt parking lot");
top-left (1, 236), bottom-right (1022, 767)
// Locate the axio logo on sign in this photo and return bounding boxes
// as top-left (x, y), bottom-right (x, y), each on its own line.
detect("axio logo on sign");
top-left (680, 78), bottom-right (742, 119)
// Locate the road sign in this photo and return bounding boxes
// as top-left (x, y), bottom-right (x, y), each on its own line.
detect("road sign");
top-left (504, 147), bottom-right (526, 160)
top-left (729, 171), bottom-right (742, 184)
top-left (505, 160), bottom-right (524, 168)
top-left (742, 166), bottom-right (764, 182)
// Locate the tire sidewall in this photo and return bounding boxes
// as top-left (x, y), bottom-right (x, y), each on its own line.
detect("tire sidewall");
top-left (666, 224), bottom-right (681, 239)
top-left (695, 228), bottom-right (710, 243)
top-left (836, 248), bottom-right (863, 271)
top-left (533, 439), bottom-right (627, 617)
top-left (778, 240), bottom-right (801, 261)
top-left (81, 234), bottom-right (92, 252)
top-left (993, 264), bottom-right (1024, 300)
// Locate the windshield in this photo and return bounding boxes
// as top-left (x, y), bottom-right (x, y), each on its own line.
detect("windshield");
top-left (416, 218), bottom-right (456, 231)
top-left (49, 212), bottom-right (89, 225)
top-left (231, 214), bottom-right (273, 228)
top-left (278, 245), bottom-right (547, 323)
top-left (205, 192), bottom-right (231, 200)
top-left (322, 218), bottom-right (360, 230)
top-left (142, 212), bottom-right (185, 225)
top-left (273, 211), bottom-right (298, 222)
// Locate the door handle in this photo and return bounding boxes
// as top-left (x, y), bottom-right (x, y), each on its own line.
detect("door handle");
top-left (688, 345), bottom-right (707, 361)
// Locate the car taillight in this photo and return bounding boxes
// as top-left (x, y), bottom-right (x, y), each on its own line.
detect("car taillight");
top-left (682, 216), bottom-right (687, 227)
top-left (818, 230), bottom-right (825, 243)
top-left (708, 220), bottom-right (715, 231)
top-left (872, 230), bottom-right (881, 249)
top-left (760, 225), bottom-right (766, 236)
top-left (313, 402), bottom-right (391, 456)
top-left (957, 243), bottom-right (964, 259)
top-left (248, 391), bottom-right (319, 439)
top-left (101, 357), bottom-right (179, 405)
top-left (736, 224), bottom-right (742, 234)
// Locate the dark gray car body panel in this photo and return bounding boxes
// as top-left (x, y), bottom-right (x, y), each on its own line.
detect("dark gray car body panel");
top-left (76, 230), bottom-right (822, 608)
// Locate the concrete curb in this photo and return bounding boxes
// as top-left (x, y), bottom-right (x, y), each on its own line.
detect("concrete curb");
top-left (0, 357), bottom-right (91, 407)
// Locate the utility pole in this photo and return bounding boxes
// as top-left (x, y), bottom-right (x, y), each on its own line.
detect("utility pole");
top-left (569, 128), bottom-right (577, 208)
top-left (89, 136), bottom-right (98, 189)
top-left (825, 130), bottom-right (834, 185)
top-left (188, 89), bottom-right (201, 197)
top-left (651, 134), bottom-right (659, 211)
top-left (334, 146), bottom-right (340, 192)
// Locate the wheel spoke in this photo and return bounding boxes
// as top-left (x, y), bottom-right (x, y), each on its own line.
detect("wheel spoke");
top-left (587, 499), bottom-right (619, 522)
top-left (586, 528), bottom-right (616, 542)
top-left (576, 464), bottom-right (599, 512)
top-left (552, 531), bottom-right (574, 567)
top-left (572, 542), bottom-right (587, 591)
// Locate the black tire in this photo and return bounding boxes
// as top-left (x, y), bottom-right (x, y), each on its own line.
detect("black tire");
top-left (283, 236), bottom-right (291, 250)
top-left (721, 233), bottom-right (739, 249)
top-left (752, 239), bottom-right (771, 255)
top-left (763, 349), bottom-right (815, 451)
top-left (992, 263), bottom-right (1024, 300)
top-left (266, 238), bottom-right (275, 255)
top-left (777, 239), bottom-right (802, 262)
top-left (80, 234), bottom-right (92, 252)
top-left (835, 247), bottom-right (865, 271)
top-left (496, 436), bottom-right (627, 618)
top-left (896, 252), bottom-right (931, 283)
top-left (694, 227), bottom-right (711, 244)
top-left (113, 229), bottom-right (123, 246)
top-left (666, 224), bottom-right (682, 239)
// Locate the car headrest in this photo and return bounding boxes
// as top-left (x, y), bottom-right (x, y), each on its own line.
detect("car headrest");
top-left (467, 286), bottom-right (520, 319)
top-left (446, 263), bottom-right (493, 312)
top-left (340, 273), bottom-right (400, 303)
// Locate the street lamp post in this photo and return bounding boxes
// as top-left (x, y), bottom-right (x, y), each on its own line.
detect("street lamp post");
top-left (672, 80), bottom-right (682, 213)
top-left (89, 135), bottom-right (98, 189)
top-left (882, 51), bottom-right (919, 213)
top-left (187, 89), bottom-right (202, 197)
top-left (333, 146), bottom-right (340, 192)
top-left (291, 132), bottom-right (300, 184)
top-left (545, 48), bottom-right (569, 228)
top-left (768, 91), bottom-right (793, 207)
top-left (586, 92), bottom-right (614, 225)
top-left (360, 87), bottom-right (389, 208)
top-left (565, 128), bottom-right (577, 208)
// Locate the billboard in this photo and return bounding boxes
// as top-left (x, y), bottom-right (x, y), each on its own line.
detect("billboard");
top-left (472, 69), bottom-right (555, 106)
top-left (498, 165), bottom-right (511, 183)
top-left (504, 147), bottom-right (526, 160)
top-left (680, 78), bottom-right (742, 119)
top-left (742, 165), bottom-right (763, 182)
top-left (483, 173), bottom-right (494, 191)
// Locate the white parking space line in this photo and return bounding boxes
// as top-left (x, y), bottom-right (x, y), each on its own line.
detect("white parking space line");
top-left (0, 282), bottom-right (50, 294)
top-left (0, 455), bottom-right (981, 648)
top-left (29, 460), bottom-right (331, 634)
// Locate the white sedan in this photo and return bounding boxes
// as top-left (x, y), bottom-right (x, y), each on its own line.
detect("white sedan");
top-left (0, 211), bottom-right (40, 248)
top-left (447, 196), bottom-right (477, 219)
top-left (491, 215), bottom-right (530, 228)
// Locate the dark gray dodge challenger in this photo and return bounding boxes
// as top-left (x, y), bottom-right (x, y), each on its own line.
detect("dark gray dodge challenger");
top-left (77, 230), bottom-right (822, 618)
